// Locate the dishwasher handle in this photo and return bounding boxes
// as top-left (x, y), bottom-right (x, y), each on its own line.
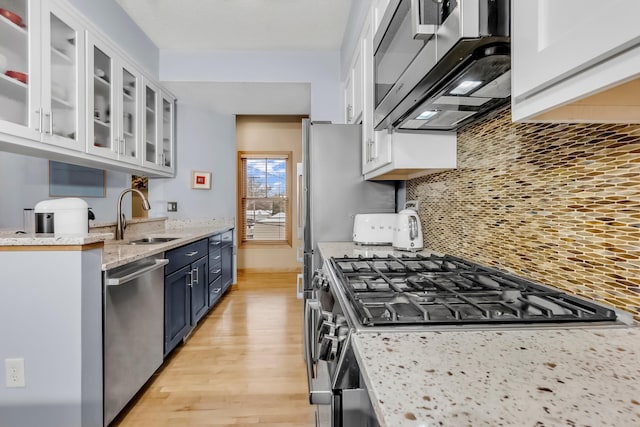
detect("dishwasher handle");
top-left (106, 259), bottom-right (169, 286)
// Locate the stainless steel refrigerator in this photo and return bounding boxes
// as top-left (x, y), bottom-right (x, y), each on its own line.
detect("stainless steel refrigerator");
top-left (297, 119), bottom-right (396, 300)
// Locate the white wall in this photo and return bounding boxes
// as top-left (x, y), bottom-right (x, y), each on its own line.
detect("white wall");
top-left (160, 49), bottom-right (342, 123)
top-left (0, 152), bottom-right (131, 228)
top-left (148, 103), bottom-right (236, 220)
top-left (66, 0), bottom-right (159, 78)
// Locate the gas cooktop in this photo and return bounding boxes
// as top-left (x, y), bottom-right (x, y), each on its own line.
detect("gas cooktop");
top-left (330, 254), bottom-right (618, 327)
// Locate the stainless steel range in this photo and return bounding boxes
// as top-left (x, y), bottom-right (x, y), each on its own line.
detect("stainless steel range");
top-left (304, 253), bottom-right (628, 427)
top-left (332, 254), bottom-right (618, 329)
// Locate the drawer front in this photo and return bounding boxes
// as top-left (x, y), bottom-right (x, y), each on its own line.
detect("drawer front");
top-left (209, 261), bottom-right (222, 280)
top-left (208, 276), bottom-right (223, 307)
top-left (209, 234), bottom-right (222, 250)
top-left (220, 230), bottom-right (233, 246)
top-left (209, 247), bottom-right (221, 266)
top-left (166, 239), bottom-right (208, 275)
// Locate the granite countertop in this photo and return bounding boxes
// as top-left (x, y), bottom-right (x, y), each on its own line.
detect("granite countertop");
top-left (317, 241), bottom-right (439, 260)
top-left (0, 218), bottom-right (234, 270)
top-left (102, 223), bottom-right (233, 270)
top-left (353, 328), bottom-right (640, 427)
top-left (0, 231), bottom-right (113, 246)
top-left (317, 242), bottom-right (640, 426)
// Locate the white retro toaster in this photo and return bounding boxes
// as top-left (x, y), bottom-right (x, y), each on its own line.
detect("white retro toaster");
top-left (352, 213), bottom-right (397, 245)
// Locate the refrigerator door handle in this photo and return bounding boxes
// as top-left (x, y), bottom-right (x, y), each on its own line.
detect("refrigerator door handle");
top-left (296, 273), bottom-right (303, 299)
top-left (296, 162), bottom-right (304, 240)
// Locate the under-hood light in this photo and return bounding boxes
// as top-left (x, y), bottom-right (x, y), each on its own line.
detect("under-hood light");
top-left (416, 110), bottom-right (438, 120)
top-left (450, 80), bottom-right (482, 95)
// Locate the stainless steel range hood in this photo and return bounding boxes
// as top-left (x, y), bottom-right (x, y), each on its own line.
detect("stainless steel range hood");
top-left (374, 0), bottom-right (511, 132)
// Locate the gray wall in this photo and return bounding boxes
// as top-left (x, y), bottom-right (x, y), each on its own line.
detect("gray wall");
top-left (148, 103), bottom-right (236, 220)
top-left (0, 152), bottom-right (131, 228)
top-left (66, 0), bottom-right (159, 77)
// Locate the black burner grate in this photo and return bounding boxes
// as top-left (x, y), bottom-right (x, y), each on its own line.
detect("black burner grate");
top-left (330, 254), bottom-right (618, 326)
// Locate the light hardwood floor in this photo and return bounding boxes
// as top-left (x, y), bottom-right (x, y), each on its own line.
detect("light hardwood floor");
top-left (112, 271), bottom-right (315, 427)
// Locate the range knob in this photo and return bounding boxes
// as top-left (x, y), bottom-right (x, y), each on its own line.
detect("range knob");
top-left (312, 270), bottom-right (329, 290)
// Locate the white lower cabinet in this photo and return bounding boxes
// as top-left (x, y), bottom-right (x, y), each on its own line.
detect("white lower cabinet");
top-left (512, 0), bottom-right (640, 122)
top-left (364, 131), bottom-right (456, 181)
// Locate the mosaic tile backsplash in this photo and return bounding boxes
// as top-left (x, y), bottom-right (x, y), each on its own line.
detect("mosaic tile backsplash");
top-left (407, 107), bottom-right (640, 321)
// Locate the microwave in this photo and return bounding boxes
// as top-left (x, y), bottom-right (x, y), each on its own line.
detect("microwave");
top-left (374, 0), bottom-right (511, 131)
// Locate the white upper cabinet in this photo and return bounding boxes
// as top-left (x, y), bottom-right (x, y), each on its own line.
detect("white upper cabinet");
top-left (142, 80), bottom-right (175, 173)
top-left (41, 1), bottom-right (85, 151)
top-left (0, 0), bottom-right (175, 177)
top-left (362, 14), bottom-right (391, 175)
top-left (512, 0), bottom-right (640, 122)
top-left (86, 34), bottom-right (117, 160)
top-left (344, 47), bottom-right (363, 124)
top-left (160, 93), bottom-right (175, 171)
top-left (0, 0), bottom-right (84, 150)
top-left (364, 131), bottom-right (456, 181)
top-left (142, 79), bottom-right (159, 169)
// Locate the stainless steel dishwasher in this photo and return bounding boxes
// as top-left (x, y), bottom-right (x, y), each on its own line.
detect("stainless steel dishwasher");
top-left (103, 255), bottom-right (168, 426)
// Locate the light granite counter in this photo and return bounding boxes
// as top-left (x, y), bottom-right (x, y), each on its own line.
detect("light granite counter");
top-left (317, 242), bottom-right (640, 426)
top-left (0, 218), bottom-right (235, 270)
top-left (317, 241), bottom-right (439, 260)
top-left (102, 222), bottom-right (234, 270)
top-left (353, 328), bottom-right (640, 427)
top-left (0, 230), bottom-right (112, 246)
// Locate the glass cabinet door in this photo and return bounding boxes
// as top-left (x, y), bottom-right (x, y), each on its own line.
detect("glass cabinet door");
top-left (0, 0), bottom-right (39, 140)
top-left (42, 2), bottom-right (84, 150)
top-left (87, 34), bottom-right (117, 159)
top-left (143, 82), bottom-right (158, 167)
top-left (161, 94), bottom-right (173, 169)
top-left (119, 64), bottom-right (140, 163)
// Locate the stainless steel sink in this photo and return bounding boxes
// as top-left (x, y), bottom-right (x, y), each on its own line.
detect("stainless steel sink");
top-left (127, 237), bottom-right (179, 245)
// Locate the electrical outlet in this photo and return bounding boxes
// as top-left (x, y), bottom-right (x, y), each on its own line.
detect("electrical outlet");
top-left (5, 358), bottom-right (25, 388)
top-left (167, 201), bottom-right (178, 212)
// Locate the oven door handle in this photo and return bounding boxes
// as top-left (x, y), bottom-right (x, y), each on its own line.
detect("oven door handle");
top-left (304, 299), bottom-right (332, 405)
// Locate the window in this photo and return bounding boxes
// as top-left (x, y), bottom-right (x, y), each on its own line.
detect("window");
top-left (238, 152), bottom-right (292, 246)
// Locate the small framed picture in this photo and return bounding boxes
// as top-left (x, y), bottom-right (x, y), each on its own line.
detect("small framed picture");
top-left (191, 171), bottom-right (212, 190)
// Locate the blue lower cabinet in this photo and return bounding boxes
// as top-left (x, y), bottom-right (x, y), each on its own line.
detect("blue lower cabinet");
top-left (221, 243), bottom-right (233, 291)
top-left (190, 256), bottom-right (209, 324)
top-left (164, 238), bottom-right (209, 356)
top-left (164, 265), bottom-right (191, 356)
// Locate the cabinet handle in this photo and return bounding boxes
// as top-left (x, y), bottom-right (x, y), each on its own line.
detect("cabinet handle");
top-left (213, 269), bottom-right (221, 274)
top-left (43, 112), bottom-right (51, 134)
top-left (35, 108), bottom-right (43, 132)
top-left (185, 251), bottom-right (198, 257)
top-left (192, 267), bottom-right (199, 285)
top-left (48, 112), bottom-right (53, 135)
top-left (187, 270), bottom-right (193, 288)
top-left (367, 139), bottom-right (376, 162)
top-left (346, 104), bottom-right (353, 122)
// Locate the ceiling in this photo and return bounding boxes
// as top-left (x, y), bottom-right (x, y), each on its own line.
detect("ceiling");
top-left (115, 0), bottom-right (354, 115)
top-left (162, 82), bottom-right (310, 115)
top-left (115, 0), bottom-right (353, 50)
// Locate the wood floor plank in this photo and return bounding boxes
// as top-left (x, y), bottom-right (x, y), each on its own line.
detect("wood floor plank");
top-left (111, 271), bottom-right (315, 427)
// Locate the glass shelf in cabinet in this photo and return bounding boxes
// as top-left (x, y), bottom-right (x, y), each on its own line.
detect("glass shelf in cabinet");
top-left (122, 90), bottom-right (134, 102)
top-left (0, 73), bottom-right (27, 101)
top-left (51, 46), bottom-right (73, 65)
top-left (94, 118), bottom-right (110, 128)
top-left (51, 95), bottom-right (73, 109)
top-left (0, 14), bottom-right (27, 49)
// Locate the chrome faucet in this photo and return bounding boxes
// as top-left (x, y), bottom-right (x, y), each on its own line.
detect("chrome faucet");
top-left (116, 188), bottom-right (151, 240)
